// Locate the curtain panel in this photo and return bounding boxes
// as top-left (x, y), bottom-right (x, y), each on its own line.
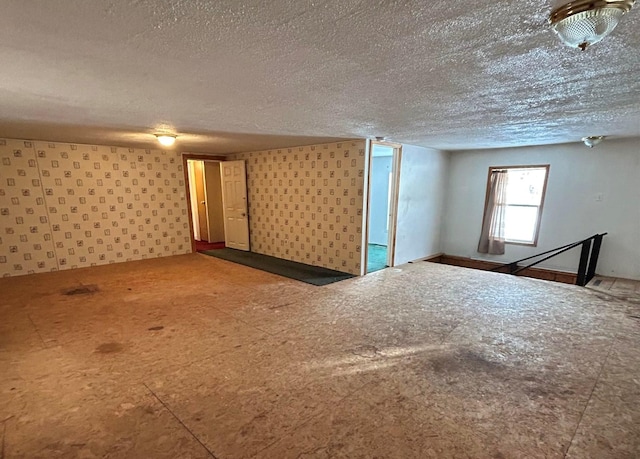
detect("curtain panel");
top-left (478, 169), bottom-right (508, 255)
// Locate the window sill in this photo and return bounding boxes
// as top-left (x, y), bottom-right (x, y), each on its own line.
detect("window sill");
top-left (505, 241), bottom-right (538, 247)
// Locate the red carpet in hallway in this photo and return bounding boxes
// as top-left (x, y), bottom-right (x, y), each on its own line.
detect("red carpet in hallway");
top-left (195, 240), bottom-right (225, 251)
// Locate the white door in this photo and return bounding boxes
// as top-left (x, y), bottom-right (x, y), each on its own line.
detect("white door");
top-left (220, 160), bottom-right (250, 251)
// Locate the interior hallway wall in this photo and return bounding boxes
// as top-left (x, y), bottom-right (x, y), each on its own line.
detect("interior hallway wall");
top-left (188, 160), bottom-right (208, 240)
top-left (203, 161), bottom-right (225, 242)
top-left (368, 155), bottom-right (392, 246)
top-left (187, 160), bottom-right (201, 241)
top-left (232, 140), bottom-right (366, 275)
top-left (393, 145), bottom-right (449, 266)
top-left (0, 138), bottom-right (191, 277)
top-left (441, 138), bottom-right (640, 280)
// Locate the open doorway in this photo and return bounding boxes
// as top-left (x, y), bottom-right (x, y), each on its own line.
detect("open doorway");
top-left (365, 141), bottom-right (401, 273)
top-left (186, 159), bottom-right (226, 252)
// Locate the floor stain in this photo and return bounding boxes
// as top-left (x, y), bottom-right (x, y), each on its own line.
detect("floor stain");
top-left (351, 344), bottom-right (381, 358)
top-left (429, 350), bottom-right (504, 374)
top-left (63, 285), bottom-right (99, 296)
top-left (148, 326), bottom-right (164, 331)
top-left (95, 342), bottom-right (123, 354)
top-left (593, 291), bottom-right (640, 305)
top-left (524, 386), bottom-right (551, 398)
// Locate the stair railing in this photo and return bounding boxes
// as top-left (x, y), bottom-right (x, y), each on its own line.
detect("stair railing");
top-left (490, 233), bottom-right (607, 286)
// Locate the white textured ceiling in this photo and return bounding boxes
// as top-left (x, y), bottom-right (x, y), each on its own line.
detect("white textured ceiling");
top-left (0, 0), bottom-right (638, 153)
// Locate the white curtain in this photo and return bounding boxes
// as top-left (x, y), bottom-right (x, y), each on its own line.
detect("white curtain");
top-left (478, 170), bottom-right (508, 255)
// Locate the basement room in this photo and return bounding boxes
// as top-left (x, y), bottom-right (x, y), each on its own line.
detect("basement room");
top-left (1, 1), bottom-right (639, 458)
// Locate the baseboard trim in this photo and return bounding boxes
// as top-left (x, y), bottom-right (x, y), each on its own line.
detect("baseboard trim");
top-left (407, 252), bottom-right (444, 263)
top-left (430, 254), bottom-right (577, 285)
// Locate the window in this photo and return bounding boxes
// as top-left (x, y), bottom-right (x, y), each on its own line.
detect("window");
top-left (483, 165), bottom-right (549, 246)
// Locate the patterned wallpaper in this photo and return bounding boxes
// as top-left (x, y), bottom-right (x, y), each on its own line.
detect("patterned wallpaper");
top-left (232, 140), bottom-right (366, 275)
top-left (0, 138), bottom-right (191, 277)
top-left (0, 139), bottom-right (57, 276)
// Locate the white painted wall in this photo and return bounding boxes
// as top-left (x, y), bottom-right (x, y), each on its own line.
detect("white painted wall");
top-left (442, 138), bottom-right (640, 280)
top-left (394, 145), bottom-right (449, 266)
top-left (369, 156), bottom-right (392, 246)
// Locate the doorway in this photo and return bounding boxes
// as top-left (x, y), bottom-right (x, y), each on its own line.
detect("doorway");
top-left (186, 159), bottom-right (226, 252)
top-left (365, 141), bottom-right (401, 273)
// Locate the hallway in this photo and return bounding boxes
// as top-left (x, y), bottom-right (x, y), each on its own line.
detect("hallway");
top-left (366, 243), bottom-right (388, 273)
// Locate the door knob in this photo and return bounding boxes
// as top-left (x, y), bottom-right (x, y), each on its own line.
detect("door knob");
top-left (200, 201), bottom-right (205, 205)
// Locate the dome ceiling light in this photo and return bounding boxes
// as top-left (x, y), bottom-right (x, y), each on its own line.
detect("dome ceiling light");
top-left (550, 0), bottom-right (635, 50)
top-left (155, 134), bottom-right (177, 147)
top-left (582, 136), bottom-right (606, 147)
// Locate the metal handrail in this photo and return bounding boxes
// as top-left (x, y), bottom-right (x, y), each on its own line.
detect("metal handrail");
top-left (512, 240), bottom-right (586, 275)
top-left (489, 240), bottom-right (581, 271)
top-left (490, 233), bottom-right (607, 286)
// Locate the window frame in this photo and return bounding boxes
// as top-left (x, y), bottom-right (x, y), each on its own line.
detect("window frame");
top-left (481, 164), bottom-right (550, 247)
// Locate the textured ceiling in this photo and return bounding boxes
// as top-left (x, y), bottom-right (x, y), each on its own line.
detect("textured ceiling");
top-left (0, 0), bottom-right (638, 153)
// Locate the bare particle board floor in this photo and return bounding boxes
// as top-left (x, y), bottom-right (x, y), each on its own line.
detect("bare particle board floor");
top-left (1, 253), bottom-right (639, 458)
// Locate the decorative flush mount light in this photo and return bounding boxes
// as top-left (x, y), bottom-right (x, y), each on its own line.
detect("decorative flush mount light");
top-left (550, 0), bottom-right (635, 50)
top-left (156, 134), bottom-right (177, 147)
top-left (582, 136), bottom-right (606, 147)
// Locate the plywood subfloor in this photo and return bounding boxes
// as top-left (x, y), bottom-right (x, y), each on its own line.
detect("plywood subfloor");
top-left (1, 254), bottom-right (639, 458)
top-left (588, 275), bottom-right (640, 296)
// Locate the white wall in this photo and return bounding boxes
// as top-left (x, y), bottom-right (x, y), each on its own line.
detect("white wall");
top-left (368, 155), bottom-right (392, 246)
top-left (394, 145), bottom-right (449, 266)
top-left (442, 138), bottom-right (640, 280)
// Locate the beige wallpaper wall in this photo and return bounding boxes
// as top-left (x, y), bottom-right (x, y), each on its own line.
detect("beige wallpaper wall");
top-left (0, 138), bottom-right (191, 277)
top-left (232, 140), bottom-right (366, 275)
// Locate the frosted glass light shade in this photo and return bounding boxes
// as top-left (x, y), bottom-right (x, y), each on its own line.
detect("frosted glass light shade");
top-left (550, 0), bottom-right (634, 50)
top-left (156, 135), bottom-right (176, 147)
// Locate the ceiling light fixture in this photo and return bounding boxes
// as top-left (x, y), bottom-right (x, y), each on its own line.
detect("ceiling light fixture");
top-left (156, 134), bottom-right (177, 147)
top-left (582, 136), bottom-right (606, 147)
top-left (550, 0), bottom-right (635, 50)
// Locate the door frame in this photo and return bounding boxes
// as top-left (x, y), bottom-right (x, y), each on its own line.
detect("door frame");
top-left (182, 153), bottom-right (227, 253)
top-left (362, 140), bottom-right (402, 275)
